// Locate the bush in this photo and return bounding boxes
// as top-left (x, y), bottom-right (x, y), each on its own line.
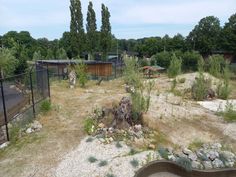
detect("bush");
top-left (208, 55), bottom-right (225, 78)
top-left (40, 99), bottom-right (51, 113)
top-left (88, 156), bottom-right (97, 163)
top-left (83, 117), bottom-right (97, 135)
top-left (192, 74), bottom-right (211, 101)
top-left (98, 160), bottom-right (108, 167)
top-left (76, 61), bottom-right (88, 87)
top-left (217, 66), bottom-right (231, 99)
top-left (223, 102), bottom-right (236, 122)
top-left (182, 51), bottom-right (201, 72)
top-left (176, 157), bottom-right (192, 171)
top-left (167, 54), bottom-right (182, 78)
top-left (152, 51), bottom-right (172, 68)
top-left (178, 78), bottom-right (186, 83)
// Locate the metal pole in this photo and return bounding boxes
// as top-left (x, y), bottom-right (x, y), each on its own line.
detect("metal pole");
top-left (30, 72), bottom-right (36, 118)
top-left (46, 64), bottom-right (51, 100)
top-left (0, 80), bottom-right (9, 141)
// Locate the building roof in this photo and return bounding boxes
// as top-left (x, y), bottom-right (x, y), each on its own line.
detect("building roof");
top-left (36, 60), bottom-right (112, 65)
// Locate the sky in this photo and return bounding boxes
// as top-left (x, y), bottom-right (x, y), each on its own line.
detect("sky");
top-left (0, 0), bottom-right (235, 40)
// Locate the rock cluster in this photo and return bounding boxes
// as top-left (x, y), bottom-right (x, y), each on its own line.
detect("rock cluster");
top-left (25, 120), bottom-right (43, 134)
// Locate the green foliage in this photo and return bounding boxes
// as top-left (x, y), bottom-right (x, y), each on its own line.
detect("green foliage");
top-left (178, 78), bottom-right (186, 83)
top-left (40, 99), bottom-right (51, 113)
top-left (139, 58), bottom-right (150, 67)
top-left (223, 102), bottom-right (236, 122)
top-left (129, 148), bottom-right (139, 155)
top-left (188, 139), bottom-right (204, 151)
top-left (171, 79), bottom-right (177, 92)
top-left (83, 117), bottom-right (97, 135)
top-left (88, 156), bottom-right (98, 163)
top-left (152, 51), bottom-right (172, 68)
top-left (0, 48), bottom-right (18, 78)
top-left (181, 51), bottom-right (201, 71)
top-left (176, 157), bottom-right (192, 172)
top-left (208, 55), bottom-right (225, 77)
top-left (101, 4), bottom-right (112, 60)
top-left (167, 54), bottom-right (182, 78)
top-left (56, 48), bottom-right (67, 59)
top-left (157, 147), bottom-right (169, 160)
top-left (192, 74), bottom-right (211, 101)
top-left (33, 50), bottom-right (43, 61)
top-left (130, 159), bottom-right (139, 168)
top-left (76, 61), bottom-right (88, 87)
top-left (98, 160), bottom-right (108, 167)
top-left (217, 65), bottom-right (231, 99)
top-left (46, 48), bottom-right (54, 59)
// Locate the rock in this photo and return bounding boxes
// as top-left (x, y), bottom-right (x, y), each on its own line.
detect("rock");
top-left (211, 143), bottom-right (222, 151)
top-left (98, 123), bottom-right (105, 129)
top-left (148, 144), bottom-right (155, 150)
top-left (220, 151), bottom-right (235, 162)
top-left (0, 142), bottom-right (9, 149)
top-left (31, 120), bottom-right (42, 131)
top-left (108, 127), bottom-right (114, 133)
top-left (168, 155), bottom-right (176, 161)
top-left (26, 127), bottom-right (33, 134)
top-left (189, 153), bottom-right (198, 161)
top-left (202, 161), bottom-right (212, 169)
top-left (207, 151), bottom-right (219, 161)
top-left (183, 148), bottom-right (193, 155)
top-left (98, 138), bottom-right (106, 143)
top-left (196, 150), bottom-right (208, 161)
top-left (212, 158), bottom-right (224, 168)
top-left (134, 124), bottom-right (142, 132)
top-left (109, 137), bottom-right (113, 142)
top-left (192, 161), bottom-right (203, 169)
top-left (225, 161), bottom-right (235, 168)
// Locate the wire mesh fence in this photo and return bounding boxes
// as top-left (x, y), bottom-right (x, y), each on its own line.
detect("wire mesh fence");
top-left (0, 66), bottom-right (50, 145)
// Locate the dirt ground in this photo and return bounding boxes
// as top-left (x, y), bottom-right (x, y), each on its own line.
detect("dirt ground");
top-left (0, 74), bottom-right (235, 177)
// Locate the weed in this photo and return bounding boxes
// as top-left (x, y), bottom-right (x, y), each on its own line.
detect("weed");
top-left (130, 158), bottom-right (139, 168)
top-left (167, 54), bottom-right (182, 78)
top-left (98, 160), bottom-right (108, 167)
top-left (85, 137), bottom-right (94, 142)
top-left (178, 78), bottom-right (186, 83)
top-left (40, 99), bottom-right (51, 113)
top-left (188, 139), bottom-right (204, 151)
top-left (129, 148), bottom-right (139, 155)
top-left (223, 102), bottom-right (236, 122)
top-left (76, 61), bottom-right (88, 87)
top-left (115, 141), bottom-right (122, 148)
top-left (88, 156), bottom-right (98, 163)
top-left (217, 65), bottom-right (231, 100)
top-left (157, 147), bottom-right (169, 160)
top-left (83, 117), bottom-right (97, 135)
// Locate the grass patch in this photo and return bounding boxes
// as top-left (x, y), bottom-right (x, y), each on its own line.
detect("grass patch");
top-left (128, 148), bottom-right (139, 155)
top-left (130, 158), bottom-right (139, 168)
top-left (157, 147), bottom-right (169, 160)
top-left (83, 117), bottom-right (97, 135)
top-left (188, 139), bottom-right (204, 151)
top-left (88, 156), bottom-right (98, 163)
top-left (40, 99), bottom-right (51, 113)
top-left (98, 160), bottom-right (108, 167)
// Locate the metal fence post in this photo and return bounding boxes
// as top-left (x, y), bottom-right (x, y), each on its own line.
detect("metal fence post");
top-left (0, 80), bottom-right (9, 141)
top-left (30, 71), bottom-right (36, 118)
top-left (46, 65), bottom-right (51, 100)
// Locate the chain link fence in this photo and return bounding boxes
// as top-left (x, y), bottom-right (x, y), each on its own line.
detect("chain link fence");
top-left (0, 66), bottom-right (50, 145)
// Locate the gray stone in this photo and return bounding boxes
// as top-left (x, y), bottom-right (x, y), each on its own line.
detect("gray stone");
top-left (192, 161), bottom-right (203, 169)
top-left (189, 153), bottom-right (198, 161)
top-left (207, 151), bottom-right (219, 161)
top-left (183, 148), bottom-right (193, 155)
top-left (202, 161), bottom-right (212, 169)
top-left (225, 161), bottom-right (235, 168)
top-left (134, 124), bottom-right (142, 132)
top-left (212, 158), bottom-right (224, 168)
top-left (220, 151), bottom-right (235, 162)
top-left (196, 150), bottom-right (208, 161)
top-left (31, 120), bottom-right (42, 131)
top-left (0, 142), bottom-right (9, 149)
top-left (26, 127), bottom-right (33, 134)
top-left (168, 154), bottom-right (176, 161)
top-left (211, 143), bottom-right (222, 151)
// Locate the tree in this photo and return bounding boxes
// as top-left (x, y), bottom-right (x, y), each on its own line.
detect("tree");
top-left (0, 48), bottom-right (17, 78)
top-left (46, 49), bottom-right (54, 59)
top-left (70, 0), bottom-right (85, 58)
top-left (56, 48), bottom-right (67, 59)
top-left (100, 4), bottom-right (112, 60)
top-left (86, 1), bottom-right (97, 60)
top-left (33, 50), bottom-right (43, 61)
top-left (221, 13), bottom-right (236, 52)
top-left (60, 32), bottom-right (73, 59)
top-left (14, 49), bottom-right (28, 74)
top-left (187, 16), bottom-right (221, 54)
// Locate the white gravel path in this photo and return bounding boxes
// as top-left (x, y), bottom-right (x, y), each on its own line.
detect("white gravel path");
top-left (54, 137), bottom-right (157, 177)
top-left (198, 99), bottom-right (236, 112)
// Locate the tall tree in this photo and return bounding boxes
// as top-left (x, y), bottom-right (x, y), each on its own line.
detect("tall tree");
top-left (187, 16), bottom-right (221, 54)
top-left (0, 48), bottom-right (17, 78)
top-left (221, 13), bottom-right (236, 53)
top-left (100, 4), bottom-right (112, 60)
top-left (70, 0), bottom-right (85, 58)
top-left (86, 1), bottom-right (97, 60)
top-left (56, 48), bottom-right (68, 59)
top-left (33, 50), bottom-right (43, 61)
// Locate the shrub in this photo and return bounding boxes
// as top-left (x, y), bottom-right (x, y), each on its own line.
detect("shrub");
top-left (182, 51), bottom-right (201, 72)
top-left (223, 102), bottom-right (236, 122)
top-left (217, 65), bottom-right (231, 99)
top-left (208, 55), bottom-right (225, 78)
top-left (76, 61), bottom-right (88, 87)
top-left (88, 156), bottom-right (97, 163)
top-left (167, 54), bottom-right (182, 78)
top-left (40, 99), bottom-right (51, 113)
top-left (176, 157), bottom-right (192, 172)
top-left (158, 147), bottom-right (169, 160)
top-left (98, 160), bottom-right (108, 167)
top-left (188, 139), bottom-right (204, 151)
top-left (130, 159), bottom-right (139, 168)
top-left (153, 51), bottom-right (172, 68)
top-left (83, 117), bottom-right (97, 135)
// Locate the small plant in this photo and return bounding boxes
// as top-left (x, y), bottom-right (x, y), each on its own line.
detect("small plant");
top-left (157, 147), bottom-right (169, 160)
top-left (217, 65), bottom-right (231, 100)
top-left (208, 55), bottom-right (225, 78)
top-left (86, 137), bottom-right (94, 142)
top-left (115, 141), bottom-right (122, 148)
top-left (223, 102), bottom-right (236, 122)
top-left (83, 117), bottom-right (97, 135)
top-left (188, 139), bottom-right (204, 151)
top-left (88, 156), bottom-right (98, 163)
top-left (106, 174), bottom-right (116, 177)
top-left (76, 61), bottom-right (88, 87)
top-left (129, 148), bottom-right (138, 155)
top-left (130, 158), bottom-right (139, 168)
top-left (178, 78), bottom-right (186, 83)
top-left (170, 79), bottom-right (177, 92)
top-left (167, 54), bottom-right (182, 78)
top-left (40, 99), bottom-right (51, 113)
top-left (98, 160), bottom-right (108, 167)
top-left (176, 157), bottom-right (192, 172)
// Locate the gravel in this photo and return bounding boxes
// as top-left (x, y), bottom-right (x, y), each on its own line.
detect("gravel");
top-left (54, 137), bottom-right (157, 177)
top-left (198, 99), bottom-right (236, 112)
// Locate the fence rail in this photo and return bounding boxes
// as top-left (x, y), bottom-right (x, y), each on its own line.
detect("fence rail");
top-left (0, 66), bottom-right (50, 144)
